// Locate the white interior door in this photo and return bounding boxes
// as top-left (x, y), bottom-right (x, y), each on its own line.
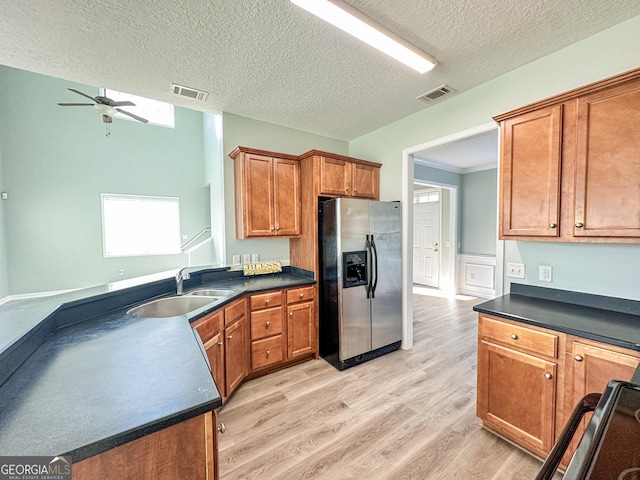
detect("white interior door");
top-left (413, 202), bottom-right (440, 287)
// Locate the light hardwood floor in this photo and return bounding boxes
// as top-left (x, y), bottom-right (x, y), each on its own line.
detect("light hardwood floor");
top-left (218, 290), bottom-right (558, 479)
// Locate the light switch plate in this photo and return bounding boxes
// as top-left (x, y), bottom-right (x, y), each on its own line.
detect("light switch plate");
top-left (507, 263), bottom-right (525, 279)
top-left (232, 255), bottom-right (241, 266)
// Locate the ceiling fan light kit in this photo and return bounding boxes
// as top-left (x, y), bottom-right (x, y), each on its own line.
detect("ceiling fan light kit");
top-left (57, 88), bottom-right (149, 136)
top-left (290, 0), bottom-right (436, 73)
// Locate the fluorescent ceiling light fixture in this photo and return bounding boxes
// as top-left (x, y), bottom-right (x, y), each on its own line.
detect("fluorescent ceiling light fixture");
top-left (290, 0), bottom-right (436, 73)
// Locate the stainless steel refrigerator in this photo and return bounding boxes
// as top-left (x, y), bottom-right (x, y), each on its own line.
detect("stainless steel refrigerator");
top-left (319, 198), bottom-right (402, 370)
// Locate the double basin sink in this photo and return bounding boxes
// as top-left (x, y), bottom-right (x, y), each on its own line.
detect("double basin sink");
top-left (127, 289), bottom-right (235, 318)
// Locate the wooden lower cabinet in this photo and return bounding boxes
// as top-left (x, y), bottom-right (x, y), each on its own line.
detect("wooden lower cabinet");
top-left (203, 331), bottom-right (226, 398)
top-left (287, 299), bottom-right (316, 359)
top-left (224, 312), bottom-right (248, 395)
top-left (477, 316), bottom-right (559, 457)
top-left (562, 337), bottom-right (640, 464)
top-left (478, 313), bottom-right (640, 464)
top-left (73, 411), bottom-right (218, 479)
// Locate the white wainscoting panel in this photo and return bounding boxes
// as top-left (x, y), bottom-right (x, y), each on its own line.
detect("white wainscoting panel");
top-left (458, 254), bottom-right (496, 299)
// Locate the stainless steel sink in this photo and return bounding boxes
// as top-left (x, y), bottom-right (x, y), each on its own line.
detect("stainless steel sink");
top-left (187, 289), bottom-right (235, 298)
top-left (127, 296), bottom-right (217, 318)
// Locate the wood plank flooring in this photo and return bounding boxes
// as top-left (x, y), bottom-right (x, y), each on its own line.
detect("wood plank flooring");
top-left (218, 290), bottom-right (560, 479)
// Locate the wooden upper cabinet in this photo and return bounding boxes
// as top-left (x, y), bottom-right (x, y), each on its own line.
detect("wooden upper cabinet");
top-left (495, 67), bottom-right (640, 242)
top-left (574, 77), bottom-right (640, 237)
top-left (319, 156), bottom-right (380, 199)
top-left (500, 105), bottom-right (562, 238)
top-left (231, 147), bottom-right (300, 239)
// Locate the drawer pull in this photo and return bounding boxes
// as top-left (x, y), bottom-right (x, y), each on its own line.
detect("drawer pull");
top-left (218, 422), bottom-right (226, 434)
top-left (574, 355), bottom-right (584, 362)
top-left (575, 222), bottom-right (584, 228)
top-left (265, 299), bottom-right (270, 304)
top-left (549, 223), bottom-right (557, 229)
top-left (227, 335), bottom-right (233, 340)
top-left (290, 312), bottom-right (293, 316)
top-left (266, 350), bottom-right (271, 357)
top-left (544, 373), bottom-right (552, 380)
top-left (510, 333), bottom-right (518, 340)
top-left (300, 293), bottom-right (304, 298)
top-left (265, 321), bottom-right (270, 327)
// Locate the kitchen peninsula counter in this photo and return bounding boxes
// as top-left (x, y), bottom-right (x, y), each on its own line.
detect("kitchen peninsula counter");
top-left (0, 266), bottom-right (314, 462)
top-left (474, 284), bottom-right (640, 351)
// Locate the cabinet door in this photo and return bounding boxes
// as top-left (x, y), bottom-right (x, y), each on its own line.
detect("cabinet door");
top-left (225, 315), bottom-right (248, 397)
top-left (351, 163), bottom-right (378, 199)
top-left (273, 158), bottom-right (301, 236)
top-left (500, 105), bottom-right (562, 238)
top-left (287, 301), bottom-right (316, 359)
top-left (319, 157), bottom-right (350, 196)
top-left (565, 340), bottom-right (640, 460)
top-left (477, 341), bottom-right (557, 456)
top-left (244, 154), bottom-right (275, 237)
top-left (574, 77), bottom-right (640, 237)
top-left (204, 331), bottom-right (226, 400)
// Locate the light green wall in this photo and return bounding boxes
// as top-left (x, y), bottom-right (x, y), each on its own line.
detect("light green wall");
top-left (221, 112), bottom-right (348, 265)
top-left (203, 112), bottom-right (225, 266)
top-left (460, 169), bottom-right (497, 256)
top-left (350, 15), bottom-right (640, 300)
top-left (0, 136), bottom-right (7, 298)
top-left (0, 66), bottom-right (211, 294)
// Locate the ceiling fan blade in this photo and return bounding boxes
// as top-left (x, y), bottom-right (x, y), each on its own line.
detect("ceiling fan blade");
top-left (111, 101), bottom-right (135, 107)
top-left (67, 88), bottom-right (97, 103)
top-left (116, 108), bottom-right (149, 124)
top-left (57, 103), bottom-right (95, 106)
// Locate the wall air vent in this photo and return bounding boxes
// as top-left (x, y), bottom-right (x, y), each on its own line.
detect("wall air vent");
top-left (171, 83), bottom-right (209, 101)
top-left (416, 85), bottom-right (457, 103)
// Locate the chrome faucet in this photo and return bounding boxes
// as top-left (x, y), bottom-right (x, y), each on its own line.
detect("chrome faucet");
top-left (175, 267), bottom-right (191, 295)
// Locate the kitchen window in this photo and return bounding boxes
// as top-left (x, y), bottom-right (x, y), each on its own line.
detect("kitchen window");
top-left (101, 194), bottom-right (181, 257)
top-left (101, 88), bottom-right (175, 128)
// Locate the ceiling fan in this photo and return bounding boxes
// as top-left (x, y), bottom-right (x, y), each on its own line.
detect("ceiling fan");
top-left (58, 88), bottom-right (148, 134)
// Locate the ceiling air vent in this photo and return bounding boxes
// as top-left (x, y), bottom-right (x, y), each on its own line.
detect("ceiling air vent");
top-left (171, 83), bottom-right (209, 101)
top-left (416, 85), bottom-right (457, 103)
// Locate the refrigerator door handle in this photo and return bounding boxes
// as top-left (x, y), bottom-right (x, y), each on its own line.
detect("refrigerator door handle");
top-left (371, 234), bottom-right (378, 298)
top-left (365, 234), bottom-right (372, 299)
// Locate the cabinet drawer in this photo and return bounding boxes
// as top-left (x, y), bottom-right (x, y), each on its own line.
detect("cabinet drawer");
top-left (224, 298), bottom-right (246, 327)
top-left (250, 307), bottom-right (283, 340)
top-left (250, 291), bottom-right (282, 311)
top-left (193, 310), bottom-right (223, 342)
top-left (286, 286), bottom-right (315, 304)
top-left (481, 316), bottom-right (558, 358)
top-left (251, 335), bottom-right (284, 370)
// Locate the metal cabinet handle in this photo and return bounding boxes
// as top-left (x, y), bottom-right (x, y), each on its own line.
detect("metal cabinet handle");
top-left (545, 373), bottom-right (553, 380)
top-left (574, 355), bottom-right (584, 362)
top-left (354, 188), bottom-right (357, 193)
top-left (265, 299), bottom-right (270, 304)
top-left (265, 321), bottom-right (270, 327)
top-left (227, 335), bottom-right (233, 340)
top-left (270, 226), bottom-right (275, 231)
top-left (217, 422), bottom-right (226, 434)
top-left (575, 222), bottom-right (584, 228)
top-left (549, 223), bottom-right (557, 228)
top-left (290, 311), bottom-right (293, 316)
top-left (217, 341), bottom-right (223, 346)
top-left (276, 226), bottom-right (280, 231)
top-left (266, 350), bottom-right (271, 357)
top-left (511, 333), bottom-right (518, 340)
top-left (300, 293), bottom-right (304, 298)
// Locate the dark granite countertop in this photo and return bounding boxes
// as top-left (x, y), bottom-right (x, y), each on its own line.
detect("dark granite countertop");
top-left (473, 284), bottom-right (640, 352)
top-left (0, 266), bottom-right (314, 462)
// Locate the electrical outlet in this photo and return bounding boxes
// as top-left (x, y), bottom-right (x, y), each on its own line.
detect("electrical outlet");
top-left (539, 265), bottom-right (553, 282)
top-left (232, 255), bottom-right (241, 266)
top-left (243, 253), bottom-right (251, 264)
top-left (507, 263), bottom-right (525, 279)
top-left (251, 253), bottom-right (260, 263)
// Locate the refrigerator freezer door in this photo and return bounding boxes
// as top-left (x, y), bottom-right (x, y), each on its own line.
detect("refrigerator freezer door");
top-left (369, 201), bottom-right (402, 350)
top-left (337, 198), bottom-right (372, 360)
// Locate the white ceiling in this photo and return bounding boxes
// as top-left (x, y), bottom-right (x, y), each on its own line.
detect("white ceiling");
top-left (1, 1), bottom-right (639, 143)
top-left (414, 129), bottom-right (499, 173)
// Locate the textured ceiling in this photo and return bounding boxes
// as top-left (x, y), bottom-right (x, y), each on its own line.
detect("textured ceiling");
top-left (1, 1), bottom-right (639, 141)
